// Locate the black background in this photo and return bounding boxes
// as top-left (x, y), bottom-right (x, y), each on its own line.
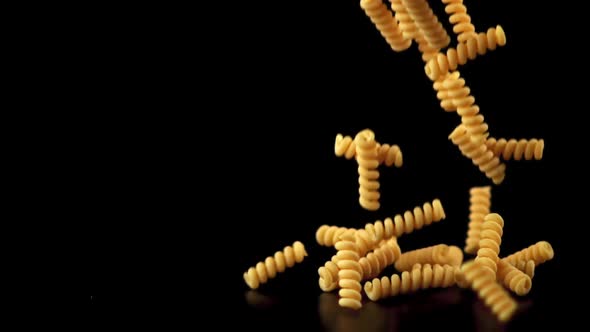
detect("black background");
top-left (89, 0), bottom-right (582, 330)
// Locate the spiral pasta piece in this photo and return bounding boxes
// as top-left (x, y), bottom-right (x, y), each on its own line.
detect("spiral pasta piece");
top-left (502, 241), bottom-right (554, 267)
top-left (365, 199), bottom-right (446, 242)
top-left (449, 125), bottom-right (506, 184)
top-left (485, 138), bottom-right (544, 161)
top-left (336, 233), bottom-right (363, 310)
top-left (360, 0), bottom-right (411, 52)
top-left (315, 225), bottom-right (355, 247)
top-left (465, 186), bottom-right (492, 254)
top-left (356, 129), bottom-right (381, 211)
top-left (244, 241), bottom-right (307, 289)
top-left (442, 0), bottom-right (476, 43)
top-left (335, 134), bottom-right (403, 167)
top-left (433, 71), bottom-right (459, 111)
top-left (364, 263), bottom-right (457, 301)
top-left (461, 260), bottom-right (517, 322)
top-left (510, 259), bottom-right (535, 278)
top-left (390, 0), bottom-right (419, 41)
top-left (443, 73), bottom-right (489, 143)
top-left (394, 244), bottom-right (463, 271)
top-left (425, 26), bottom-right (506, 81)
top-left (496, 259), bottom-right (532, 296)
top-left (359, 237), bottom-right (402, 279)
top-left (401, 0), bottom-right (450, 49)
top-left (475, 213), bottom-right (504, 278)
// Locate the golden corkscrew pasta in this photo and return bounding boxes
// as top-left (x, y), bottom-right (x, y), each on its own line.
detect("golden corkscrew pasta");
top-left (243, 241), bottom-right (307, 289)
top-left (449, 125), bottom-right (506, 184)
top-left (365, 199), bottom-right (446, 242)
top-left (335, 134), bottom-right (403, 167)
top-left (425, 26), bottom-right (506, 81)
top-left (359, 237), bottom-right (402, 279)
top-left (390, 0), bottom-right (419, 41)
top-left (465, 186), bottom-right (491, 254)
top-left (502, 241), bottom-right (554, 267)
top-left (336, 233), bottom-right (364, 310)
top-left (496, 259), bottom-right (532, 296)
top-left (316, 225), bottom-right (355, 247)
top-left (442, 0), bottom-right (476, 42)
top-left (356, 129), bottom-right (381, 211)
top-left (461, 260), bottom-right (518, 322)
top-left (360, 0), bottom-right (411, 52)
top-left (485, 138), bottom-right (544, 161)
top-left (510, 259), bottom-right (535, 278)
top-left (401, 0), bottom-right (450, 49)
top-left (394, 244), bottom-right (463, 271)
top-left (475, 213), bottom-right (504, 278)
top-left (433, 71), bottom-right (459, 111)
top-left (364, 263), bottom-right (457, 301)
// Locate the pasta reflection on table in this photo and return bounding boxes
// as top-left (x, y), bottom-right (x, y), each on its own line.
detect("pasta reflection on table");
top-left (244, 290), bottom-right (279, 309)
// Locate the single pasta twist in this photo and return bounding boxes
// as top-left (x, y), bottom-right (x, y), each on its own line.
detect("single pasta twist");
top-left (502, 241), bottom-right (554, 267)
top-left (401, 0), bottom-right (450, 49)
top-left (475, 213), bottom-right (504, 278)
top-left (356, 129), bottom-right (381, 211)
top-left (318, 255), bottom-right (340, 292)
top-left (510, 259), bottom-right (535, 278)
top-left (364, 263), bottom-right (457, 301)
top-left (315, 225), bottom-right (354, 247)
top-left (244, 241), bottom-right (307, 289)
top-left (394, 244), bottom-right (463, 271)
top-left (461, 260), bottom-right (518, 322)
top-left (443, 73), bottom-right (489, 143)
top-left (433, 71), bottom-right (459, 111)
top-left (360, 0), bottom-right (411, 52)
top-left (336, 233), bottom-right (363, 310)
top-left (359, 238), bottom-right (402, 279)
top-left (365, 199), bottom-right (446, 242)
top-left (486, 138), bottom-right (544, 161)
top-left (335, 134), bottom-right (403, 167)
top-left (442, 0), bottom-right (476, 42)
top-left (496, 259), bottom-right (532, 296)
top-left (465, 186), bottom-right (491, 254)
top-left (425, 26), bottom-right (506, 81)
top-left (449, 125), bottom-right (506, 184)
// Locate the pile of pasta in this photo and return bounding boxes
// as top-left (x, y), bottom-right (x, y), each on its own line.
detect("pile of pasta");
top-left (242, 0), bottom-right (551, 324)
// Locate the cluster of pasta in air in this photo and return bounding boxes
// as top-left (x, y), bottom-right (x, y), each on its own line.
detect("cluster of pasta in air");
top-left (242, 0), bottom-right (552, 326)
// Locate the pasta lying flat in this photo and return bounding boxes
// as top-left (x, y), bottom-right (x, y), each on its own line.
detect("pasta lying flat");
top-left (359, 237), bottom-right (402, 279)
top-left (244, 241), bottom-right (307, 289)
top-left (316, 225), bottom-right (355, 247)
top-left (485, 138), bottom-right (544, 161)
top-left (502, 241), bottom-right (554, 267)
top-left (360, 0), bottom-right (411, 52)
top-left (465, 186), bottom-right (491, 254)
top-left (475, 213), bottom-right (504, 278)
top-left (394, 244), bottom-right (463, 271)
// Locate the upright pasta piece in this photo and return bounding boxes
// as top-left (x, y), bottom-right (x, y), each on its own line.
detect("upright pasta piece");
top-left (502, 241), bottom-right (554, 266)
top-left (449, 125), bottom-right (506, 184)
top-left (356, 129), bottom-right (381, 211)
top-left (496, 259), bottom-right (532, 296)
top-left (360, 0), bottom-right (411, 51)
top-left (243, 241), bottom-right (307, 289)
top-left (401, 0), bottom-right (450, 49)
top-left (465, 186), bottom-right (491, 254)
top-left (425, 26), bottom-right (506, 81)
top-left (316, 225), bottom-right (355, 247)
top-left (364, 263), bottom-right (457, 301)
top-left (486, 138), bottom-right (544, 161)
top-left (475, 213), bottom-right (504, 278)
top-left (442, 0), bottom-right (476, 42)
top-left (461, 260), bottom-right (518, 322)
top-left (364, 199), bottom-right (446, 242)
top-left (394, 244), bottom-right (463, 271)
top-left (336, 233), bottom-right (363, 310)
top-left (335, 134), bottom-right (403, 167)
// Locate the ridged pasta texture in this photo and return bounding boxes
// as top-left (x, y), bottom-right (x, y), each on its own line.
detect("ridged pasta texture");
top-left (502, 241), bottom-right (554, 266)
top-left (394, 244), bottom-right (463, 271)
top-left (316, 225), bottom-right (355, 247)
top-left (401, 0), bottom-right (450, 49)
top-left (486, 138), bottom-right (544, 161)
top-left (442, 0), bottom-right (476, 42)
top-left (336, 233), bottom-right (363, 310)
top-left (356, 129), bottom-right (381, 211)
top-left (496, 259), bottom-right (532, 296)
top-left (360, 0), bottom-right (411, 52)
top-left (475, 213), bottom-right (504, 278)
top-left (243, 241), bottom-right (307, 289)
top-left (465, 186), bottom-right (491, 254)
top-left (335, 134), bottom-right (403, 167)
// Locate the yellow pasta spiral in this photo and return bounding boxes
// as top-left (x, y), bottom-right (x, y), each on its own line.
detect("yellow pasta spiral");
top-left (318, 255), bottom-right (340, 292)
top-left (364, 263), bottom-right (457, 301)
top-left (359, 238), bottom-right (402, 279)
top-left (425, 26), bottom-right (506, 81)
top-left (335, 134), bottom-right (403, 167)
top-left (243, 241), bottom-right (307, 289)
top-left (485, 138), bottom-right (544, 161)
top-left (461, 260), bottom-right (518, 322)
top-left (510, 259), bottom-right (535, 278)
top-left (475, 213), bottom-right (504, 278)
top-left (401, 0), bottom-right (450, 49)
top-left (336, 233), bottom-right (363, 310)
top-left (394, 244), bottom-right (463, 271)
top-left (356, 129), bottom-right (381, 211)
top-left (496, 259), bottom-right (532, 296)
top-left (443, 73), bottom-right (489, 143)
top-left (315, 225), bottom-right (355, 247)
top-left (442, 0), bottom-right (476, 42)
top-left (449, 125), bottom-right (506, 184)
top-left (465, 186), bottom-right (491, 254)
top-left (433, 71), bottom-right (459, 111)
top-left (503, 241), bottom-right (554, 266)
top-left (360, 0), bottom-right (411, 52)
top-left (390, 0), bottom-right (419, 41)
top-left (365, 199), bottom-right (446, 242)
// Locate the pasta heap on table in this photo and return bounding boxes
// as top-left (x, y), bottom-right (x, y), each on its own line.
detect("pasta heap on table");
top-left (242, 0), bottom-right (551, 324)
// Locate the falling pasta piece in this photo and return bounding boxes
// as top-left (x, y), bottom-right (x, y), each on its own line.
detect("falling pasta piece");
top-left (243, 241), bottom-right (307, 289)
